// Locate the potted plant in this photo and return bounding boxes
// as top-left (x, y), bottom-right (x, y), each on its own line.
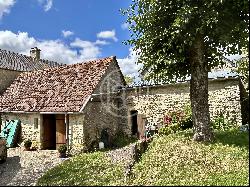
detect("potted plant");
top-left (24, 139), bottom-right (32, 151)
top-left (58, 144), bottom-right (67, 158)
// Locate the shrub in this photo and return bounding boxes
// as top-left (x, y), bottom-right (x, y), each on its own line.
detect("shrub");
top-left (179, 105), bottom-right (193, 130)
top-left (24, 139), bottom-right (32, 148)
top-left (58, 144), bottom-right (67, 154)
top-left (159, 123), bottom-right (180, 136)
top-left (179, 116), bottom-right (193, 130)
top-left (160, 104), bottom-right (193, 136)
top-left (112, 131), bottom-right (137, 148)
top-left (211, 113), bottom-right (236, 131)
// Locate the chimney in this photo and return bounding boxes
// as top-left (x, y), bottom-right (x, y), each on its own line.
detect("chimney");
top-left (30, 47), bottom-right (41, 61)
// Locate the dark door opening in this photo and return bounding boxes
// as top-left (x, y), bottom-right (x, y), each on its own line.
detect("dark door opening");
top-left (42, 114), bottom-right (56, 150)
top-left (131, 110), bottom-right (138, 136)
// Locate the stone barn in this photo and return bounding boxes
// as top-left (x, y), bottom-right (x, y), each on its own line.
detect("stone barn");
top-left (0, 56), bottom-right (126, 154)
top-left (122, 77), bottom-right (247, 138)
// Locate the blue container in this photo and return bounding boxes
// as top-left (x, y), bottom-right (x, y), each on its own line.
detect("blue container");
top-left (0, 120), bottom-right (21, 148)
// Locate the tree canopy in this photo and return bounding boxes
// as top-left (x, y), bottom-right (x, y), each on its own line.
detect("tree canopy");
top-left (123, 0), bottom-right (249, 142)
top-left (122, 0), bottom-right (249, 82)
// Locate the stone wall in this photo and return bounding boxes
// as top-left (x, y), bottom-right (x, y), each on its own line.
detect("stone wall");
top-left (207, 78), bottom-right (242, 125)
top-left (81, 60), bottom-right (126, 150)
top-left (123, 78), bottom-right (242, 136)
top-left (0, 113), bottom-right (42, 147)
top-left (68, 114), bottom-right (85, 154)
top-left (0, 69), bottom-right (21, 95)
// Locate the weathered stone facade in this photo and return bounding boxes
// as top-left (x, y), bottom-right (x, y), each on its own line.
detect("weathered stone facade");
top-left (0, 69), bottom-right (21, 95)
top-left (121, 78), bottom-right (243, 136)
top-left (69, 60), bottom-right (126, 153)
top-left (68, 114), bottom-right (85, 153)
top-left (0, 64), bottom-right (244, 154)
top-left (0, 59), bottom-right (125, 153)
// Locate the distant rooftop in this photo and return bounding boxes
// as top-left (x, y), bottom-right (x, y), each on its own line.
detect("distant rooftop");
top-left (0, 48), bottom-right (64, 72)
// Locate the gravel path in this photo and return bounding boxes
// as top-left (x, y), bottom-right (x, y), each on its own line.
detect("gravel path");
top-left (0, 147), bottom-right (68, 186)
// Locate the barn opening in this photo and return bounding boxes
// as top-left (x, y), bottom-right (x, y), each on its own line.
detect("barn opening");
top-left (131, 110), bottom-right (138, 136)
top-left (42, 114), bottom-right (66, 150)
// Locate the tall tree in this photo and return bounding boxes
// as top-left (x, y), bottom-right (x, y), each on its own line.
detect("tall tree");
top-left (235, 48), bottom-right (249, 91)
top-left (122, 0), bottom-right (249, 141)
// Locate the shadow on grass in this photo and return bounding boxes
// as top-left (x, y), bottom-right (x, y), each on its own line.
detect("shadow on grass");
top-left (213, 129), bottom-right (249, 149)
top-left (175, 128), bottom-right (249, 149)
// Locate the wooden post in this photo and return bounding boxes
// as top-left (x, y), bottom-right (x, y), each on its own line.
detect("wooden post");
top-left (65, 114), bottom-right (69, 150)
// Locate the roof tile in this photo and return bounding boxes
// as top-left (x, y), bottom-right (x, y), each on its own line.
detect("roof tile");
top-left (0, 56), bottom-right (115, 112)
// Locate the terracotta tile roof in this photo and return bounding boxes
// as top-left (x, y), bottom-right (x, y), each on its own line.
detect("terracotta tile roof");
top-left (0, 56), bottom-right (116, 112)
top-left (0, 48), bottom-right (63, 71)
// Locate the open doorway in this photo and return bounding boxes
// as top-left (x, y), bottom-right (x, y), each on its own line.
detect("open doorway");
top-left (42, 114), bottom-right (56, 149)
top-left (42, 114), bottom-right (66, 150)
top-left (131, 110), bottom-right (138, 136)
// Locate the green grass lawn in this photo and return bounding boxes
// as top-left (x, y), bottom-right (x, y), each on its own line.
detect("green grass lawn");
top-left (37, 151), bottom-right (125, 186)
top-left (37, 129), bottom-right (249, 186)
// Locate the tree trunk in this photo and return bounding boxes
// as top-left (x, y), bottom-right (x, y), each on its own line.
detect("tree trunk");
top-left (189, 33), bottom-right (213, 142)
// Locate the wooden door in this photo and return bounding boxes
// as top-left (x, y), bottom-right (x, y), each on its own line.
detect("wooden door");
top-left (56, 114), bottom-right (66, 149)
top-left (137, 114), bottom-right (146, 139)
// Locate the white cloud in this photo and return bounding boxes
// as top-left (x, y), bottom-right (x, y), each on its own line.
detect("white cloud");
top-left (37, 0), bottom-right (53, 12)
top-left (95, 40), bottom-right (109, 45)
top-left (44, 0), bottom-right (53, 11)
top-left (62, 30), bottom-right (74, 38)
top-left (97, 30), bottom-right (118, 42)
top-left (0, 30), bottom-right (104, 64)
top-left (0, 0), bottom-right (15, 19)
top-left (121, 22), bottom-right (129, 30)
top-left (117, 47), bottom-right (142, 82)
top-left (37, 40), bottom-right (79, 64)
top-left (70, 38), bottom-right (101, 60)
top-left (0, 30), bottom-right (36, 53)
top-left (0, 30), bottom-right (142, 78)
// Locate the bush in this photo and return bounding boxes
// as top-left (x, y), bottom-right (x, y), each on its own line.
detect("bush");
top-left (159, 123), bottom-right (180, 136)
top-left (24, 139), bottom-right (32, 148)
top-left (58, 144), bottom-right (67, 154)
top-left (211, 113), bottom-right (236, 131)
top-left (179, 105), bottom-right (193, 130)
top-left (160, 105), bottom-right (193, 136)
top-left (112, 131), bottom-right (137, 148)
top-left (179, 115), bottom-right (193, 130)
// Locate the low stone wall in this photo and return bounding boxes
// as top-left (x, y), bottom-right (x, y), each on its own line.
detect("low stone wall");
top-left (207, 79), bottom-right (241, 125)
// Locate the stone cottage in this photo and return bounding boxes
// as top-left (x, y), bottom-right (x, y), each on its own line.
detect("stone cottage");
top-left (0, 56), bottom-right (126, 153)
top-left (0, 48), bottom-right (247, 154)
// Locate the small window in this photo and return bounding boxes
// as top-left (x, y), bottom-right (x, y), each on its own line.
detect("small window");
top-left (34, 118), bottom-right (39, 129)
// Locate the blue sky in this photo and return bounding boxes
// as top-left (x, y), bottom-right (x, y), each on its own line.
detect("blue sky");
top-left (0, 0), bottom-right (141, 79)
top-left (0, 0), bottom-right (241, 81)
